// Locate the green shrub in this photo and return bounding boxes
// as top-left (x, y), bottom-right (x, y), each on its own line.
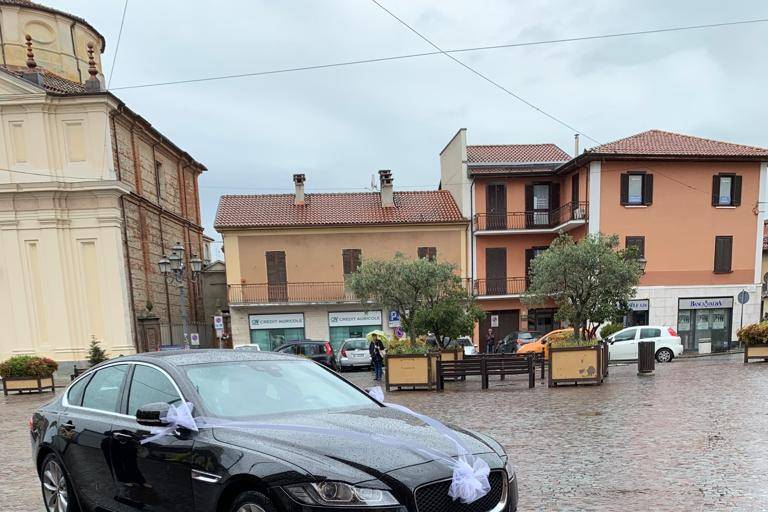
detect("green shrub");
top-left (386, 338), bottom-right (429, 355)
top-left (737, 322), bottom-right (768, 345)
top-left (0, 355), bottom-right (58, 378)
top-left (87, 336), bottom-right (108, 366)
top-left (599, 322), bottom-right (624, 339)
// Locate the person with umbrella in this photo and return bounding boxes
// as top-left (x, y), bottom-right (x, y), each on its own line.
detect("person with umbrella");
top-left (368, 331), bottom-right (386, 381)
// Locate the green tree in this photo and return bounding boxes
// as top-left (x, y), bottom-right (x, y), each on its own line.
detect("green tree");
top-left (87, 336), bottom-right (108, 366)
top-left (523, 234), bottom-right (642, 340)
top-left (349, 254), bottom-right (483, 345)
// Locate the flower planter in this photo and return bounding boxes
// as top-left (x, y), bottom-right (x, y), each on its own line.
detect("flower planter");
top-left (2, 376), bottom-right (55, 396)
top-left (548, 343), bottom-right (606, 387)
top-left (744, 343), bottom-right (768, 363)
top-left (385, 353), bottom-right (439, 391)
top-left (439, 349), bottom-right (463, 362)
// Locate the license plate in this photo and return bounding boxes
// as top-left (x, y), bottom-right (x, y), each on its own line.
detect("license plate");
top-left (352, 353), bottom-right (364, 358)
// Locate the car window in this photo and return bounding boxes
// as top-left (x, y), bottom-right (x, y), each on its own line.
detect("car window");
top-left (613, 328), bottom-right (637, 342)
top-left (66, 374), bottom-right (91, 407)
top-left (301, 344), bottom-right (324, 356)
top-left (127, 365), bottom-right (183, 416)
top-left (81, 365), bottom-right (128, 413)
top-left (345, 340), bottom-right (368, 350)
top-left (277, 345), bottom-right (296, 354)
top-left (184, 360), bottom-right (376, 418)
top-left (639, 328), bottom-right (662, 339)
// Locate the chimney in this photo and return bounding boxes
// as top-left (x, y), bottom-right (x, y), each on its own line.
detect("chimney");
top-left (574, 133), bottom-right (580, 156)
top-left (293, 173), bottom-right (306, 205)
top-left (85, 42), bottom-right (103, 93)
top-left (379, 170), bottom-right (394, 207)
top-left (22, 35), bottom-right (44, 86)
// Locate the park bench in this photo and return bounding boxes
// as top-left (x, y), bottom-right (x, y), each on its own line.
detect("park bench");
top-left (436, 354), bottom-right (535, 391)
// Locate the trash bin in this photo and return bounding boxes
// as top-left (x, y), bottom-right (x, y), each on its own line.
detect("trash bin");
top-left (638, 341), bottom-right (655, 375)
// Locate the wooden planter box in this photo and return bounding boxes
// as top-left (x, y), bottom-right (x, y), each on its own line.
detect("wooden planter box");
top-left (548, 343), bottom-right (606, 387)
top-left (2, 376), bottom-right (55, 396)
top-left (744, 343), bottom-right (768, 363)
top-left (439, 349), bottom-right (463, 362)
top-left (385, 353), bottom-right (439, 391)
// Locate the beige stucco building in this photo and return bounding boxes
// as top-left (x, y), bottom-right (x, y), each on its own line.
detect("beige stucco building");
top-left (0, 1), bottom-right (207, 369)
top-left (215, 172), bottom-right (468, 351)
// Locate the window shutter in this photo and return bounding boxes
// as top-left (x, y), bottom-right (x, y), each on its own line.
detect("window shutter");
top-left (417, 247), bottom-right (426, 259)
top-left (525, 184), bottom-right (533, 211)
top-left (711, 175), bottom-right (719, 206)
top-left (714, 236), bottom-right (733, 273)
top-left (342, 249), bottom-right (361, 275)
top-left (571, 174), bottom-right (579, 205)
top-left (733, 176), bottom-right (742, 206)
top-left (643, 174), bottom-right (654, 205)
top-left (550, 182), bottom-right (560, 211)
top-left (620, 174), bottom-right (629, 205)
top-left (428, 247), bottom-right (437, 261)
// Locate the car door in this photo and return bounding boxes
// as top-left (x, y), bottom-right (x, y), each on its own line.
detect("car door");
top-left (639, 327), bottom-right (663, 352)
top-left (109, 363), bottom-right (194, 512)
top-left (59, 364), bottom-right (130, 511)
top-left (609, 328), bottom-right (639, 360)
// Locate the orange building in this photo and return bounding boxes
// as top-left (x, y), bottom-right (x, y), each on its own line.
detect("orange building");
top-left (442, 129), bottom-right (768, 354)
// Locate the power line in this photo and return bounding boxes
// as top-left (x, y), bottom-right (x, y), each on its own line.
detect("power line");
top-left (107, 0), bottom-right (130, 89)
top-left (369, 0), bottom-right (601, 143)
top-left (105, 17), bottom-right (768, 93)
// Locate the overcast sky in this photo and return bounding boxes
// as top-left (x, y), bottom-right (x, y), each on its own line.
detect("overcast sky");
top-left (48, 0), bottom-right (768, 257)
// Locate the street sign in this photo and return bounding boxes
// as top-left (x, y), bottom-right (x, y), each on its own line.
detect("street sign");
top-left (388, 310), bottom-right (401, 327)
top-left (213, 315), bottom-right (224, 329)
top-left (490, 315), bottom-right (499, 328)
top-left (395, 327), bottom-right (405, 339)
top-left (737, 290), bottom-right (750, 305)
top-left (190, 333), bottom-right (200, 346)
top-left (215, 328), bottom-right (224, 338)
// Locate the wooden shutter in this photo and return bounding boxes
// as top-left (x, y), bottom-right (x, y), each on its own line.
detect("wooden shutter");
top-left (643, 174), bottom-right (653, 205)
top-left (550, 182), bottom-right (561, 212)
top-left (342, 249), bottom-right (361, 275)
top-left (733, 176), bottom-right (742, 206)
top-left (525, 184), bottom-right (534, 227)
top-left (525, 248), bottom-right (535, 287)
top-left (485, 248), bottom-right (507, 295)
top-left (572, 173), bottom-right (579, 205)
top-left (711, 175), bottom-right (720, 206)
top-left (620, 174), bottom-right (629, 205)
top-left (714, 236), bottom-right (733, 273)
top-left (265, 251), bottom-right (286, 284)
top-left (417, 247), bottom-right (436, 261)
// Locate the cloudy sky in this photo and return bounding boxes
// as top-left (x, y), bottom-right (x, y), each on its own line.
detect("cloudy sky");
top-left (49, 0), bottom-right (768, 256)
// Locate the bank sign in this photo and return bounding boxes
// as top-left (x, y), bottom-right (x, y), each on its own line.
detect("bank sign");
top-left (328, 311), bottom-right (382, 327)
top-left (678, 297), bottom-right (734, 310)
top-left (628, 299), bottom-right (649, 311)
top-left (249, 313), bottom-right (304, 330)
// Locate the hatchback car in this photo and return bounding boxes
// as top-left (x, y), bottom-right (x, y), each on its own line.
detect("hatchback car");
top-left (274, 339), bottom-right (337, 370)
top-left (445, 336), bottom-right (478, 356)
top-left (606, 325), bottom-right (684, 362)
top-left (337, 338), bottom-right (372, 370)
top-left (516, 328), bottom-right (571, 360)
top-left (31, 351), bottom-right (518, 512)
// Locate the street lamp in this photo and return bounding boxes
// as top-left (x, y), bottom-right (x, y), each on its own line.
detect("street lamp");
top-left (159, 241), bottom-right (203, 348)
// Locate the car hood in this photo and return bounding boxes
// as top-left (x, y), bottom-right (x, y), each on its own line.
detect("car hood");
top-left (212, 406), bottom-right (498, 483)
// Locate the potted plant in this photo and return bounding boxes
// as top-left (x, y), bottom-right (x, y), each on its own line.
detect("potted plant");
top-left (1, 355), bottom-right (58, 395)
top-left (384, 338), bottom-right (439, 391)
top-left (737, 322), bottom-right (768, 363)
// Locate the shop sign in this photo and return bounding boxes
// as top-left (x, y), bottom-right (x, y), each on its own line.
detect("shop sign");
top-left (249, 313), bottom-right (304, 330)
top-left (628, 299), bottom-right (649, 311)
top-left (329, 311), bottom-right (382, 327)
top-left (490, 315), bottom-right (499, 328)
top-left (678, 297), bottom-right (733, 310)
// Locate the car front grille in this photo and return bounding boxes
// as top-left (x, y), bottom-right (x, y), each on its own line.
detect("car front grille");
top-left (414, 470), bottom-right (506, 512)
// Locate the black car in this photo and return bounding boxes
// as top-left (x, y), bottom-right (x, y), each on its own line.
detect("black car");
top-left (31, 350), bottom-right (518, 512)
top-left (274, 339), bottom-right (337, 370)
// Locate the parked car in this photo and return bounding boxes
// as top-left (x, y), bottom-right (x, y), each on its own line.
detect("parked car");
top-left (516, 328), bottom-right (572, 360)
top-left (498, 331), bottom-right (537, 353)
top-left (233, 344), bottom-right (261, 351)
top-left (445, 336), bottom-right (478, 356)
top-left (337, 338), bottom-right (372, 370)
top-left (275, 339), bottom-right (337, 370)
top-left (30, 350), bottom-right (519, 512)
top-left (606, 326), bottom-right (683, 362)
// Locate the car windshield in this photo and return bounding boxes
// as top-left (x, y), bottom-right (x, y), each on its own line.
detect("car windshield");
top-left (344, 340), bottom-right (368, 350)
top-left (184, 360), bottom-right (376, 419)
top-left (518, 333), bottom-right (534, 340)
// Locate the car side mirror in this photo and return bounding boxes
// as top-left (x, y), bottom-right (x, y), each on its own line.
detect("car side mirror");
top-left (136, 402), bottom-right (171, 427)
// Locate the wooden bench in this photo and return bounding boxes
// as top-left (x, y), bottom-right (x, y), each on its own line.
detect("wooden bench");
top-left (436, 355), bottom-right (535, 391)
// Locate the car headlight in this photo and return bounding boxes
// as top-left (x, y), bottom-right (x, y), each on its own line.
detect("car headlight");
top-left (285, 481), bottom-right (399, 507)
top-left (504, 457), bottom-right (516, 481)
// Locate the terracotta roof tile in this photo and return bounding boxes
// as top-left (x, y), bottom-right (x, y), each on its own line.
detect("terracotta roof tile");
top-left (589, 129), bottom-right (768, 157)
top-left (0, 65), bottom-right (86, 94)
top-left (215, 190), bottom-right (466, 230)
top-left (468, 166), bottom-right (556, 176)
top-left (467, 144), bottom-right (570, 164)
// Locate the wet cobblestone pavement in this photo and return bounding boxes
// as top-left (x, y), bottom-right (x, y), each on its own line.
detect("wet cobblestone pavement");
top-left (2, 354), bottom-right (767, 511)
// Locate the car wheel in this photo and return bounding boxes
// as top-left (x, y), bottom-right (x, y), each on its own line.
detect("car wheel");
top-left (656, 348), bottom-right (673, 363)
top-left (231, 490), bottom-right (277, 512)
top-left (41, 454), bottom-right (74, 512)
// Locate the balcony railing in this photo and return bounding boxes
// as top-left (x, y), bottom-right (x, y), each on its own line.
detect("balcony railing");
top-left (229, 282), bottom-right (358, 305)
top-left (474, 201), bottom-right (588, 232)
top-left (473, 277), bottom-right (527, 297)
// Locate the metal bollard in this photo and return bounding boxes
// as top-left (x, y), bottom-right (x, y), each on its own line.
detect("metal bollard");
top-left (637, 341), bottom-right (655, 375)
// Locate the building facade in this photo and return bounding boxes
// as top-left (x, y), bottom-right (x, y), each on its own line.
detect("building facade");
top-left (0, 0), bottom-right (207, 367)
top-left (215, 172), bottom-right (468, 352)
top-left (442, 128), bottom-right (768, 353)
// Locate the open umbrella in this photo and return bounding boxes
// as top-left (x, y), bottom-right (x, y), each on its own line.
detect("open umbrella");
top-left (366, 330), bottom-right (389, 345)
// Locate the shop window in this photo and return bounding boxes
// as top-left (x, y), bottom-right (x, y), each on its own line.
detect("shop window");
top-left (714, 236), bottom-right (733, 273)
top-left (712, 174), bottom-right (741, 207)
top-left (620, 173), bottom-right (653, 206)
top-left (418, 246), bottom-right (437, 261)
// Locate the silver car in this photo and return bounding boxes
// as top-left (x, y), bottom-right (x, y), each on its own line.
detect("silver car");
top-left (337, 338), bottom-right (372, 370)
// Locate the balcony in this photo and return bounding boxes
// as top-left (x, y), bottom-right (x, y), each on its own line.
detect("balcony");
top-left (473, 277), bottom-right (527, 298)
top-left (228, 282), bottom-right (358, 306)
top-left (474, 201), bottom-right (588, 234)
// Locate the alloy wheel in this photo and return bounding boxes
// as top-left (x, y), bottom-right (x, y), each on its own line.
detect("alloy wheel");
top-left (656, 349), bottom-right (672, 363)
top-left (42, 459), bottom-right (69, 512)
top-left (236, 504), bottom-right (266, 512)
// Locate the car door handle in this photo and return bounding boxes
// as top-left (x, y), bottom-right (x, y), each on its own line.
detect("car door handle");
top-left (112, 432), bottom-right (133, 442)
top-left (60, 421), bottom-right (75, 431)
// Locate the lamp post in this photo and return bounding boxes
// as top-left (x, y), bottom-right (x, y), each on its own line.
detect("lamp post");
top-left (159, 241), bottom-right (203, 348)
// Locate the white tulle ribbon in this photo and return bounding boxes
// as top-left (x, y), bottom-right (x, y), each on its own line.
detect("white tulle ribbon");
top-left (141, 387), bottom-right (491, 504)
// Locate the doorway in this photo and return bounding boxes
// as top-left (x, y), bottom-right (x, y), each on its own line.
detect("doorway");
top-left (485, 248), bottom-right (507, 295)
top-left (486, 184), bottom-right (507, 229)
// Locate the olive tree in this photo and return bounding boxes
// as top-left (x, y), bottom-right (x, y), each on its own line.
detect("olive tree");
top-left (523, 234), bottom-right (642, 339)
